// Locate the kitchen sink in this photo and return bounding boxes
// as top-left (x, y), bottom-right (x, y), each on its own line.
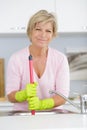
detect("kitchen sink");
top-left (0, 109), bottom-right (79, 116)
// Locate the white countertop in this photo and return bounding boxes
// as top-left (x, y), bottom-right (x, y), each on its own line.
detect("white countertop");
top-left (0, 101), bottom-right (13, 107)
top-left (0, 113), bottom-right (87, 130)
top-left (0, 100), bottom-right (87, 130)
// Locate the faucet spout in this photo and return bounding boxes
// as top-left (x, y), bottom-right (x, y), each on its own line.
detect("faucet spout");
top-left (49, 90), bottom-right (80, 110)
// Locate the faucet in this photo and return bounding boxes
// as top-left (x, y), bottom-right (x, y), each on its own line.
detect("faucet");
top-left (49, 90), bottom-right (87, 114)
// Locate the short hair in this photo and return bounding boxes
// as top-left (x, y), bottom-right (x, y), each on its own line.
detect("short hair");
top-left (27, 10), bottom-right (58, 41)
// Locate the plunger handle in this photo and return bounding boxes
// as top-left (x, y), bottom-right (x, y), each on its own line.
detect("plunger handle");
top-left (29, 55), bottom-right (35, 115)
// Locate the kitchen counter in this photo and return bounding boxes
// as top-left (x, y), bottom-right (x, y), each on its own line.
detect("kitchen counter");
top-left (0, 100), bottom-right (87, 130)
top-left (0, 100), bottom-right (13, 111)
top-left (0, 101), bottom-right (13, 106)
top-left (0, 113), bottom-right (87, 130)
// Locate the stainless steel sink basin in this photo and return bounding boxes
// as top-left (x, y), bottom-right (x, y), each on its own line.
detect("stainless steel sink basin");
top-left (0, 109), bottom-right (78, 116)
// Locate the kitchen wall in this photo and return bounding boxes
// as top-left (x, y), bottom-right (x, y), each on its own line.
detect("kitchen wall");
top-left (0, 33), bottom-right (87, 95)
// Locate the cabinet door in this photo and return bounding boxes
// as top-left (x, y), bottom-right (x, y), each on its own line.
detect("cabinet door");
top-left (0, 59), bottom-right (4, 97)
top-left (0, 0), bottom-right (56, 33)
top-left (56, 0), bottom-right (87, 32)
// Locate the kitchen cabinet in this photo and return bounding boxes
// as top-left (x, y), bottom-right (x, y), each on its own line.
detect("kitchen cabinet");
top-left (0, 59), bottom-right (4, 97)
top-left (0, 0), bottom-right (56, 34)
top-left (0, 0), bottom-right (86, 34)
top-left (56, 0), bottom-right (87, 33)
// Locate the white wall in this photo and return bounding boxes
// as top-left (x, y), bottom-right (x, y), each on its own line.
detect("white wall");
top-left (0, 33), bottom-right (87, 95)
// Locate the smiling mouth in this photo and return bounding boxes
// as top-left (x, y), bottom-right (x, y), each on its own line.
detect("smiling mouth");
top-left (38, 39), bottom-right (47, 43)
top-left (39, 39), bottom-right (46, 41)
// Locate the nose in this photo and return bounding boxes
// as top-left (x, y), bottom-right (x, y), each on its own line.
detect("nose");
top-left (40, 30), bottom-right (46, 38)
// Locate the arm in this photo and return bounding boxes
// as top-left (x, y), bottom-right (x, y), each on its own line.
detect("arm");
top-left (7, 91), bottom-right (17, 103)
top-left (28, 95), bottom-right (66, 111)
top-left (55, 55), bottom-right (70, 106)
top-left (52, 95), bottom-right (66, 107)
top-left (7, 82), bottom-right (38, 103)
top-left (6, 54), bottom-right (37, 103)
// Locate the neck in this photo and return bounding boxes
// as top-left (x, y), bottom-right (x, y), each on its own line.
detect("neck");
top-left (29, 45), bottom-right (48, 58)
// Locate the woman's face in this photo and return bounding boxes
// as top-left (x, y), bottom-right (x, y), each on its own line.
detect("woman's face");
top-left (31, 22), bottom-right (54, 48)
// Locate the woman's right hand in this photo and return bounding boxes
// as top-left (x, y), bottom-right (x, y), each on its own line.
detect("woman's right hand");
top-left (26, 82), bottom-right (38, 98)
top-left (14, 82), bottom-right (38, 102)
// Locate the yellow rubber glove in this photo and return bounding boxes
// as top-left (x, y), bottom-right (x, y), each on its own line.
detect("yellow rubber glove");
top-left (28, 97), bottom-right (54, 110)
top-left (15, 82), bottom-right (37, 102)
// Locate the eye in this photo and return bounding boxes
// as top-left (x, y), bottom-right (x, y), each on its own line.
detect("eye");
top-left (46, 30), bottom-right (52, 33)
top-left (35, 28), bottom-right (41, 31)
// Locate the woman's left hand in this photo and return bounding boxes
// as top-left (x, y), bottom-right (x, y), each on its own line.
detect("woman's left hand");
top-left (27, 97), bottom-right (41, 110)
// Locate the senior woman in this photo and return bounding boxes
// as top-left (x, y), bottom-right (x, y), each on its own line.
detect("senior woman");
top-left (6, 10), bottom-right (70, 111)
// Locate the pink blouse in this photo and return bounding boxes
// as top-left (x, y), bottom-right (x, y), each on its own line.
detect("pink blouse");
top-left (6, 47), bottom-right (70, 111)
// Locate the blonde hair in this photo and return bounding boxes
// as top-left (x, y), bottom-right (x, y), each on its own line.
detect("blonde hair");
top-left (27, 10), bottom-right (58, 41)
